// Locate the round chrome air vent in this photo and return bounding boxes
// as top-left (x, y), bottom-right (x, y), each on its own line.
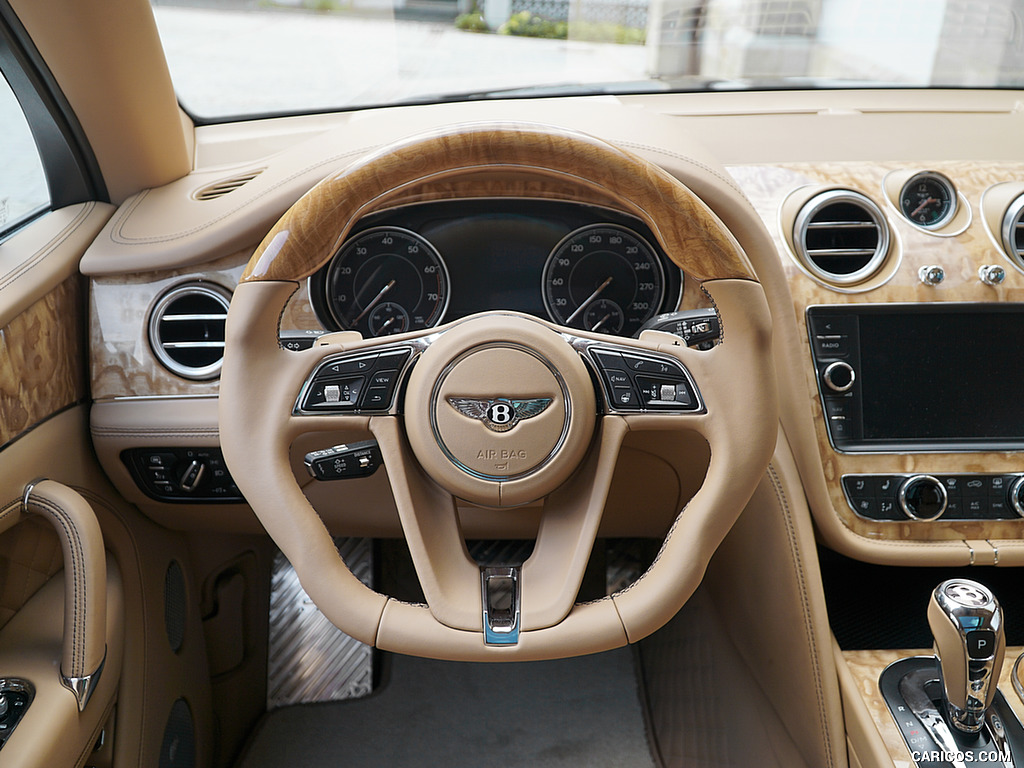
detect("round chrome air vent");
top-left (148, 282), bottom-right (232, 380)
top-left (793, 190), bottom-right (890, 285)
top-left (1000, 193), bottom-right (1024, 271)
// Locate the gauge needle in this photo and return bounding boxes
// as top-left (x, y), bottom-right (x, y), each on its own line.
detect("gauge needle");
top-left (378, 316), bottom-right (397, 333)
top-left (590, 313), bottom-right (613, 332)
top-left (565, 277), bottom-right (613, 324)
top-left (349, 280), bottom-right (396, 324)
top-left (910, 198), bottom-right (938, 218)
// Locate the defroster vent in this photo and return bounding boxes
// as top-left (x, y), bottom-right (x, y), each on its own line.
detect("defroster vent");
top-left (148, 282), bottom-right (232, 380)
top-left (793, 190), bottom-right (890, 286)
top-left (193, 169), bottom-right (263, 201)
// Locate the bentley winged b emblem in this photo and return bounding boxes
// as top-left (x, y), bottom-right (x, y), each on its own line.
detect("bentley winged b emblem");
top-left (447, 397), bottom-right (553, 433)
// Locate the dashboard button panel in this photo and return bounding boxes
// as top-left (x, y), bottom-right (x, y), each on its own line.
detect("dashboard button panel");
top-left (296, 347), bottom-right (412, 414)
top-left (123, 448), bottom-right (243, 503)
top-left (588, 347), bottom-right (701, 413)
top-left (843, 473), bottom-right (1024, 521)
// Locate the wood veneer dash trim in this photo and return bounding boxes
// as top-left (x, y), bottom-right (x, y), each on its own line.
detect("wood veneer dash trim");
top-left (241, 123), bottom-right (755, 284)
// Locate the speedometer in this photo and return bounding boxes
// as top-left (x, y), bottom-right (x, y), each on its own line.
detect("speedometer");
top-left (542, 224), bottom-right (668, 337)
top-left (324, 227), bottom-right (449, 337)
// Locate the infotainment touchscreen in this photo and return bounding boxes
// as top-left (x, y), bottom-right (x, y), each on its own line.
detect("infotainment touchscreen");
top-left (807, 304), bottom-right (1024, 452)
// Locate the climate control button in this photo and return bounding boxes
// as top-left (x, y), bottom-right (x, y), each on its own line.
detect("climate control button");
top-left (899, 475), bottom-right (947, 521)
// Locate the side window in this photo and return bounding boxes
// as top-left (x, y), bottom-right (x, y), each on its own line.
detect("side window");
top-left (0, 71), bottom-right (49, 233)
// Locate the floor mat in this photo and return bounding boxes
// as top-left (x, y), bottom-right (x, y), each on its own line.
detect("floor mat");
top-left (267, 539), bottom-right (374, 708)
top-left (237, 647), bottom-right (655, 768)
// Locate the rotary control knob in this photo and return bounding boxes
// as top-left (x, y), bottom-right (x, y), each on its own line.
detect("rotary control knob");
top-left (979, 264), bottom-right (1006, 286)
top-left (899, 475), bottom-right (947, 521)
top-left (822, 361), bottom-right (855, 393)
top-left (918, 265), bottom-right (945, 286)
top-left (1009, 476), bottom-right (1024, 517)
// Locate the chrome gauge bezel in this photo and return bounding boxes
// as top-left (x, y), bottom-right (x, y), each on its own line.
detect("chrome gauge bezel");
top-left (540, 222), bottom-right (675, 337)
top-left (898, 171), bottom-right (958, 230)
top-left (319, 225), bottom-right (451, 338)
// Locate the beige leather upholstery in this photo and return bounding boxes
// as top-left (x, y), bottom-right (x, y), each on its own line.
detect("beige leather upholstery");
top-left (22, 480), bottom-right (107, 699)
top-left (0, 518), bottom-right (61, 632)
top-left (0, 555), bottom-right (122, 768)
top-left (0, 203), bottom-right (112, 327)
top-left (8, 0), bottom-right (191, 203)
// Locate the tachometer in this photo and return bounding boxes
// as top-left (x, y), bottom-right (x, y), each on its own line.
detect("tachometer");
top-left (324, 227), bottom-right (449, 337)
top-left (542, 224), bottom-right (667, 337)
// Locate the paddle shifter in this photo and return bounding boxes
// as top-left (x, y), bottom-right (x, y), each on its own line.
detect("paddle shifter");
top-left (927, 579), bottom-right (1006, 733)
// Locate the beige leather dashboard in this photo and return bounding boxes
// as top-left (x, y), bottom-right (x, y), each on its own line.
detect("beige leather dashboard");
top-left (83, 89), bottom-right (1024, 566)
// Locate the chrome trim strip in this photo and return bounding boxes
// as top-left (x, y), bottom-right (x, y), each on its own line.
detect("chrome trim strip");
top-left (21, 477), bottom-right (47, 516)
top-left (61, 650), bottom-right (105, 712)
top-left (481, 566), bottom-right (520, 646)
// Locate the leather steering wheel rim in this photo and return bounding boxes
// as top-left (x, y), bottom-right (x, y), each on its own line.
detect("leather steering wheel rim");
top-left (220, 122), bottom-right (778, 661)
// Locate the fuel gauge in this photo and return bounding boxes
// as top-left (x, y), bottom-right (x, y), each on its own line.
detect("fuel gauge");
top-left (899, 171), bottom-right (957, 229)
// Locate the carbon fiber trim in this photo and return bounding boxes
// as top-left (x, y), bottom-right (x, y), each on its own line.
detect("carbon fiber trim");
top-left (267, 538), bottom-right (374, 709)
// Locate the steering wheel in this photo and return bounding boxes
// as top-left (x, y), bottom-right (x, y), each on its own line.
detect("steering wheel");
top-left (219, 123), bottom-right (778, 661)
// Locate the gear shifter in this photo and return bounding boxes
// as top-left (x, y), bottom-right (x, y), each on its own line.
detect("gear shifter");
top-left (927, 578), bottom-right (1006, 734)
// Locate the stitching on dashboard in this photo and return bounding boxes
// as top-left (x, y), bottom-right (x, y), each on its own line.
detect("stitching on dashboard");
top-left (614, 141), bottom-right (750, 201)
top-left (111, 138), bottom-right (748, 247)
top-left (91, 428), bottom-right (219, 439)
top-left (108, 147), bottom-right (382, 245)
top-left (766, 463), bottom-right (835, 768)
top-left (0, 202), bottom-right (95, 294)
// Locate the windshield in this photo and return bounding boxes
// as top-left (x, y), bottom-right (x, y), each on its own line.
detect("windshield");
top-left (153, 0), bottom-right (1024, 120)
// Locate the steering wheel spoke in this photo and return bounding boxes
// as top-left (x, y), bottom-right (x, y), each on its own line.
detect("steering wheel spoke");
top-left (370, 416), bottom-right (483, 631)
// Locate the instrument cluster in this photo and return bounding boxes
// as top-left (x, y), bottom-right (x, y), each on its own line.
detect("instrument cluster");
top-left (308, 199), bottom-right (684, 339)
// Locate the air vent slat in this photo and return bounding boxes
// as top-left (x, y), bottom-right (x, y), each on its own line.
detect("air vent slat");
top-left (806, 221), bottom-right (877, 230)
top-left (806, 248), bottom-right (879, 256)
top-left (193, 169), bottom-right (264, 201)
top-left (162, 342), bottom-right (227, 349)
top-left (161, 314), bottom-right (228, 322)
top-left (149, 283), bottom-right (232, 380)
top-left (793, 190), bottom-right (890, 287)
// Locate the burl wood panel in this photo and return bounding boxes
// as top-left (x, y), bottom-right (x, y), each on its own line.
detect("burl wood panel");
top-left (731, 161), bottom-right (1024, 542)
top-left (843, 647), bottom-right (1024, 766)
top-left (242, 123), bottom-right (755, 284)
top-left (0, 278), bottom-right (86, 447)
top-left (90, 248), bottom-right (322, 400)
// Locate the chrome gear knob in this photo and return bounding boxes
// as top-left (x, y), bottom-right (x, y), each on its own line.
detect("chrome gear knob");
top-left (927, 579), bottom-right (1006, 733)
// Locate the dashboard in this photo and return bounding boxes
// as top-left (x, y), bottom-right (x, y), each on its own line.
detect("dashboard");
top-left (79, 92), bottom-right (1024, 566)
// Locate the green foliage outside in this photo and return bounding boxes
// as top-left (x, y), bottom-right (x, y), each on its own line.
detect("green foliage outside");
top-left (498, 11), bottom-right (568, 39)
top-left (455, 11), bottom-right (490, 32)
top-left (486, 11), bottom-right (645, 44)
top-left (572, 19), bottom-right (646, 44)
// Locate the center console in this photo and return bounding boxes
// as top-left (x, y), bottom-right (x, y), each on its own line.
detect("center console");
top-left (807, 304), bottom-right (1024, 532)
top-left (808, 304), bottom-right (1024, 454)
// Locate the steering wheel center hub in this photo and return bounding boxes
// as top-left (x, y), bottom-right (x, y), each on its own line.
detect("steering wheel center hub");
top-left (405, 314), bottom-right (597, 507)
top-left (432, 344), bottom-right (569, 481)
